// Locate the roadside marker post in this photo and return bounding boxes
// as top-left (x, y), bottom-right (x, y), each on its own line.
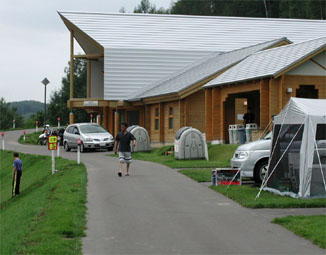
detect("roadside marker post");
top-left (77, 138), bottom-right (82, 164)
top-left (57, 137), bottom-right (60, 157)
top-left (13, 119), bottom-right (16, 129)
top-left (23, 130), bottom-right (26, 141)
top-left (1, 132), bottom-right (5, 150)
top-left (48, 136), bottom-right (58, 174)
top-left (57, 117), bottom-right (61, 129)
top-left (90, 114), bottom-right (93, 123)
top-left (35, 121), bottom-right (39, 132)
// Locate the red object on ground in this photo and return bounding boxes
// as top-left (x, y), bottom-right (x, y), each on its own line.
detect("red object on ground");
top-left (217, 181), bottom-right (241, 185)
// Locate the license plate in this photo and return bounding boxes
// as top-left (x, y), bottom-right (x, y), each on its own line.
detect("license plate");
top-left (100, 143), bottom-right (105, 147)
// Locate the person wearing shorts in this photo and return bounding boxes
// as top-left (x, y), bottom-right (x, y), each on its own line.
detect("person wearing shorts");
top-left (114, 123), bottom-right (136, 177)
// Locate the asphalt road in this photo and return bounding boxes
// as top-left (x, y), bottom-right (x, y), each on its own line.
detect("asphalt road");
top-left (3, 130), bottom-right (325, 254)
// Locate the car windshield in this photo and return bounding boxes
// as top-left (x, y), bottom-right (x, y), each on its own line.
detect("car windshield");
top-left (79, 125), bottom-right (107, 134)
top-left (263, 131), bottom-right (273, 140)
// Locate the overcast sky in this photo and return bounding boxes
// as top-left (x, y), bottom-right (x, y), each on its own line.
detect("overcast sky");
top-left (0, 0), bottom-right (173, 103)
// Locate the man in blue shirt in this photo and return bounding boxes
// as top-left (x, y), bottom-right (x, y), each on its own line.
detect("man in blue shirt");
top-left (12, 152), bottom-right (23, 196)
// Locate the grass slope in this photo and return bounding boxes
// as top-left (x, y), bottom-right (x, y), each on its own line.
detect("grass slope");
top-left (118, 144), bottom-right (239, 168)
top-left (0, 150), bottom-right (87, 255)
top-left (273, 215), bottom-right (326, 249)
top-left (18, 131), bottom-right (43, 145)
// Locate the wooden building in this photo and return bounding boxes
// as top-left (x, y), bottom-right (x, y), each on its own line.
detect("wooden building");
top-left (58, 12), bottom-right (326, 144)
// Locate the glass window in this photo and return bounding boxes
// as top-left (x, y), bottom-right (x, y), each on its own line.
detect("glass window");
top-left (169, 107), bottom-right (174, 115)
top-left (155, 119), bottom-right (159, 130)
top-left (169, 117), bottom-right (173, 129)
top-left (155, 108), bottom-right (159, 117)
top-left (79, 124), bottom-right (107, 133)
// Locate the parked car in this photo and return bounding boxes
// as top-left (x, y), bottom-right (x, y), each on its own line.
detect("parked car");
top-left (63, 123), bottom-right (114, 152)
top-left (231, 132), bottom-right (272, 183)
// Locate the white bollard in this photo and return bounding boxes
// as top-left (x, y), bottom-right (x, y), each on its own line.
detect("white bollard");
top-left (77, 145), bottom-right (80, 164)
top-left (51, 150), bottom-right (55, 175)
top-left (57, 141), bottom-right (60, 157)
top-left (1, 132), bottom-right (5, 150)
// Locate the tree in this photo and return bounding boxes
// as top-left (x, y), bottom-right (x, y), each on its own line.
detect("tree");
top-left (133, 0), bottom-right (170, 14)
top-left (0, 98), bottom-right (24, 130)
top-left (47, 58), bottom-right (89, 126)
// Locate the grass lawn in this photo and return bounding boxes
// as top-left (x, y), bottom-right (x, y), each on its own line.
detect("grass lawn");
top-left (273, 215), bottom-right (326, 249)
top-left (0, 150), bottom-right (87, 255)
top-left (111, 144), bottom-right (239, 168)
top-left (18, 131), bottom-right (43, 145)
top-left (178, 169), bottom-right (326, 208)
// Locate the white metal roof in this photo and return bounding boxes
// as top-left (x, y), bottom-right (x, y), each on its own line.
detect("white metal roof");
top-left (58, 11), bottom-right (326, 100)
top-left (130, 38), bottom-right (289, 100)
top-left (59, 11), bottom-right (326, 51)
top-left (205, 37), bottom-right (326, 88)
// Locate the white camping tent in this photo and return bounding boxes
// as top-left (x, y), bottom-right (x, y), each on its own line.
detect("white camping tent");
top-left (259, 98), bottom-right (326, 198)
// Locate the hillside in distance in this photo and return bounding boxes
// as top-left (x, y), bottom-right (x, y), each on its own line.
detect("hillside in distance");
top-left (10, 100), bottom-right (44, 120)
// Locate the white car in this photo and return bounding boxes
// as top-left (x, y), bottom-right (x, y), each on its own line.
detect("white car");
top-left (231, 132), bottom-right (272, 183)
top-left (63, 123), bottom-right (114, 152)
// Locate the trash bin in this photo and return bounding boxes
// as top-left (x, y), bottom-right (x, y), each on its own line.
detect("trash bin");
top-left (232, 124), bottom-right (246, 144)
top-left (245, 123), bottom-right (258, 143)
top-left (228, 125), bottom-right (234, 144)
top-left (126, 125), bottom-right (150, 152)
top-left (174, 127), bottom-right (205, 160)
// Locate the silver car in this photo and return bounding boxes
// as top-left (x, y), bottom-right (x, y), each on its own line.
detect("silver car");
top-left (231, 132), bottom-right (272, 183)
top-left (63, 123), bottom-right (114, 152)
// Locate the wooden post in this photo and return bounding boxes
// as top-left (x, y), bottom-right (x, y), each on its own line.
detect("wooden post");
top-left (205, 89), bottom-right (213, 141)
top-left (70, 31), bottom-right (74, 99)
top-left (69, 112), bottom-right (74, 124)
top-left (212, 88), bottom-right (220, 140)
top-left (279, 75), bottom-right (285, 111)
top-left (103, 107), bottom-right (108, 130)
top-left (108, 108), bottom-right (114, 134)
top-left (260, 79), bottom-right (270, 131)
top-left (114, 111), bottom-right (120, 138)
top-left (87, 60), bottom-right (91, 98)
top-left (159, 103), bottom-right (165, 143)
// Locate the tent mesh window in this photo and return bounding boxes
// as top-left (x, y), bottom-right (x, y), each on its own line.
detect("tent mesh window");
top-left (267, 124), bottom-right (304, 193)
top-left (311, 124), bottom-right (326, 196)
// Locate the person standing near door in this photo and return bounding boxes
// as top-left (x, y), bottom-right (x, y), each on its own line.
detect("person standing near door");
top-left (243, 107), bottom-right (255, 125)
top-left (114, 123), bottom-right (136, 177)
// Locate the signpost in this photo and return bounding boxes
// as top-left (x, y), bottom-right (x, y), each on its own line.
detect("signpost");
top-left (90, 114), bottom-right (93, 123)
top-left (77, 138), bottom-right (82, 164)
top-left (35, 121), bottom-right (39, 132)
top-left (13, 119), bottom-right (16, 129)
top-left (48, 136), bottom-right (57, 174)
top-left (57, 117), bottom-right (61, 129)
top-left (23, 130), bottom-right (26, 141)
top-left (1, 132), bottom-right (4, 150)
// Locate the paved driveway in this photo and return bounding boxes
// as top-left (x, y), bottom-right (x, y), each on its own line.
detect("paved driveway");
top-left (3, 130), bottom-right (325, 254)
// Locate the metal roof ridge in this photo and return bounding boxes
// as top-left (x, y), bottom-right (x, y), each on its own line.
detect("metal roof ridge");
top-left (248, 36), bottom-right (326, 57)
top-left (57, 11), bottom-right (326, 22)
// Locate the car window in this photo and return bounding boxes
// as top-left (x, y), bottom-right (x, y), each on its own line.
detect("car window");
top-left (263, 131), bottom-right (272, 140)
top-left (316, 124), bottom-right (326, 141)
top-left (79, 125), bottom-right (107, 134)
top-left (66, 126), bottom-right (73, 133)
top-left (73, 127), bottom-right (79, 134)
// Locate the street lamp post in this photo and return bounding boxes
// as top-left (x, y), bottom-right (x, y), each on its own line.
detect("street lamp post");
top-left (42, 78), bottom-right (50, 126)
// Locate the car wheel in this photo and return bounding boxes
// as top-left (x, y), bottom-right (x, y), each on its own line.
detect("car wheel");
top-left (64, 142), bottom-right (71, 152)
top-left (254, 159), bottom-right (269, 184)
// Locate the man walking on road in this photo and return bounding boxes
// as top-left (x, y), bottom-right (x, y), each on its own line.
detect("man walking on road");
top-left (114, 123), bottom-right (136, 177)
